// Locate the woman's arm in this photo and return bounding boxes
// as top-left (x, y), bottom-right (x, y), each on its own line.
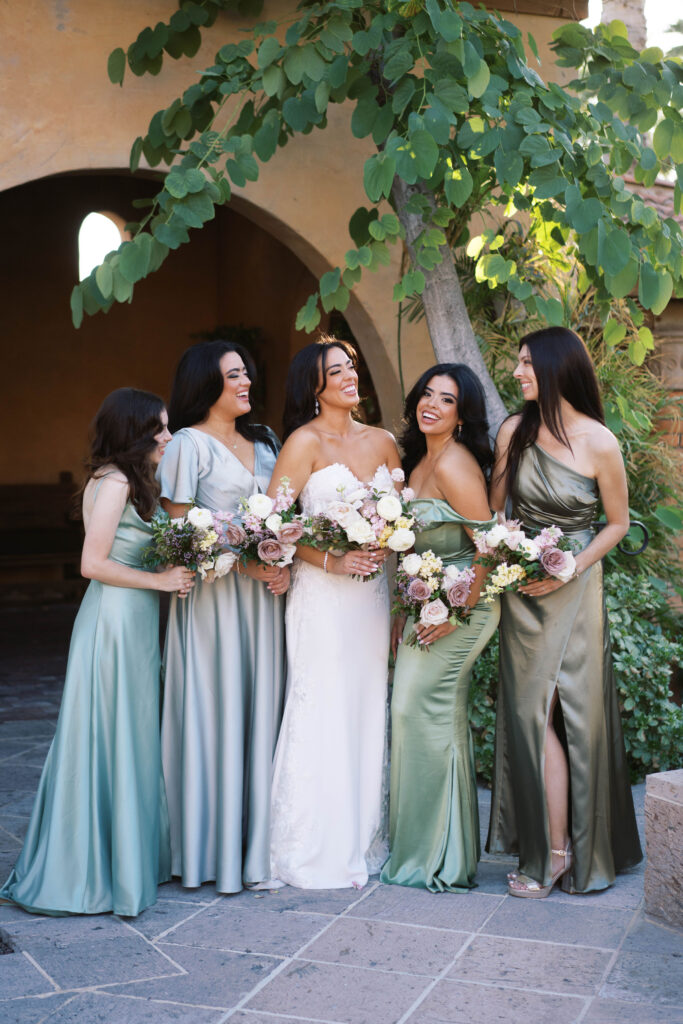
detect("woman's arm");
top-left (489, 416), bottom-right (518, 517)
top-left (82, 478), bottom-right (195, 594)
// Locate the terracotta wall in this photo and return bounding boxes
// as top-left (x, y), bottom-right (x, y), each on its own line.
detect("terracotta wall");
top-left (0, 173), bottom-right (320, 484)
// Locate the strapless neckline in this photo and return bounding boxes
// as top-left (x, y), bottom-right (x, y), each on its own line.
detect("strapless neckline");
top-left (307, 462), bottom-right (372, 487)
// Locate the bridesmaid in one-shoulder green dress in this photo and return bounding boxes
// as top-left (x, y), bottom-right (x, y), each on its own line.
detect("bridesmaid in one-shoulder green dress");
top-left (486, 328), bottom-right (642, 897)
top-left (1, 389), bottom-right (193, 916)
top-left (381, 365), bottom-right (500, 892)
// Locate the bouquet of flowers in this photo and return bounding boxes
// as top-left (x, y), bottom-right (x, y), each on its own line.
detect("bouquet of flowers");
top-left (299, 468), bottom-right (419, 580)
top-left (143, 506), bottom-right (238, 581)
top-left (237, 477), bottom-right (304, 568)
top-left (473, 520), bottom-right (577, 602)
top-left (393, 549), bottom-right (475, 649)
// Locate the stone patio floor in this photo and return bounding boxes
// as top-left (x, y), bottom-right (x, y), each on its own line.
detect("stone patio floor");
top-left (1, 604), bottom-right (682, 1024)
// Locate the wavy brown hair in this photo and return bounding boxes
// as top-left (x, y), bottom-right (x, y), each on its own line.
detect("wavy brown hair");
top-left (84, 388), bottom-right (165, 520)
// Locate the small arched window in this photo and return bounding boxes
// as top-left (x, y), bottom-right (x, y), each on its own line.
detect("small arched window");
top-left (78, 211), bottom-right (127, 281)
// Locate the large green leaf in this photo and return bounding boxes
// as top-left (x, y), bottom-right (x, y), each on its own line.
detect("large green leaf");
top-left (444, 164), bottom-right (473, 207)
top-left (107, 47), bottom-right (126, 85)
top-left (363, 153), bottom-right (396, 202)
top-left (638, 263), bottom-right (673, 314)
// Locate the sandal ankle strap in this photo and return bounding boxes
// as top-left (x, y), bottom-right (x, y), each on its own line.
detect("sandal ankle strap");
top-left (551, 847), bottom-right (569, 856)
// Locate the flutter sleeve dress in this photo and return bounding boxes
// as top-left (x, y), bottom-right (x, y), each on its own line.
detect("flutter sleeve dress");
top-left (485, 444), bottom-right (642, 892)
top-left (381, 500), bottom-right (500, 892)
top-left (0, 494), bottom-right (171, 916)
top-left (157, 427), bottom-right (285, 893)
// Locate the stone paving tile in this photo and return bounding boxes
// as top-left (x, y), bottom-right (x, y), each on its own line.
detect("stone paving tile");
top-left (621, 910), bottom-right (683, 954)
top-left (0, 815), bottom-right (30, 839)
top-left (404, 977), bottom-right (586, 1023)
top-left (349, 883), bottom-right (502, 932)
top-left (481, 896), bottom-right (633, 949)
top-left (246, 959), bottom-right (430, 1024)
top-left (0, 994), bottom-right (72, 1024)
top-left (301, 915), bottom-right (468, 976)
top-left (156, 880), bottom-right (220, 904)
top-left (121, 898), bottom-right (213, 941)
top-left (601, 950), bottom-right (683, 1006)
top-left (5, 746), bottom-right (52, 767)
top-left (470, 860), bottom-right (512, 896)
top-left (0, 764), bottom-right (44, 792)
top-left (40, 992), bottom-right (224, 1023)
top-left (5, 915), bottom-right (180, 989)
top-left (229, 882), bottom-right (372, 916)
top-left (0, 903), bottom-right (50, 926)
top-left (231, 1015), bottom-right (331, 1024)
top-left (0, 723), bottom-right (56, 741)
top-left (163, 901), bottom-right (330, 956)
top-left (583, 996), bottom-right (683, 1023)
top-left (0, 791), bottom-right (39, 817)
top-left (549, 870), bottom-right (645, 911)
top-left (0, 949), bottom-right (57, 999)
top-left (447, 934), bottom-right (612, 995)
top-left (107, 942), bottom-right (282, 1009)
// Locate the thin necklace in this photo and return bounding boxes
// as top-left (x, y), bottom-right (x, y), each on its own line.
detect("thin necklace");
top-left (204, 426), bottom-right (241, 450)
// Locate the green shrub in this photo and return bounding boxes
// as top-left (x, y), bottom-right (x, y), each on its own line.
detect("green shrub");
top-left (470, 571), bottom-right (682, 784)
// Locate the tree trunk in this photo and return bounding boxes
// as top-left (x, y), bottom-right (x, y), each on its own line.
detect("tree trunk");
top-left (391, 177), bottom-right (508, 433)
top-left (601, 0), bottom-right (647, 50)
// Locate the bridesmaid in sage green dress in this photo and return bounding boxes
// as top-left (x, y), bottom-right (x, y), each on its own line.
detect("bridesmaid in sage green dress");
top-left (381, 365), bottom-right (500, 892)
top-left (0, 389), bottom-right (194, 916)
top-left (158, 341), bottom-right (287, 894)
top-left (486, 327), bottom-right (642, 896)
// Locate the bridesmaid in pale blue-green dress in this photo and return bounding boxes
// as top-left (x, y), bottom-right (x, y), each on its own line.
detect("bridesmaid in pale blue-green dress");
top-left (381, 365), bottom-right (499, 892)
top-left (0, 389), bottom-right (194, 916)
top-left (159, 341), bottom-right (286, 894)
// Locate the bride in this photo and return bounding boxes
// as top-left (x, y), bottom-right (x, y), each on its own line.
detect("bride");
top-left (268, 336), bottom-right (401, 888)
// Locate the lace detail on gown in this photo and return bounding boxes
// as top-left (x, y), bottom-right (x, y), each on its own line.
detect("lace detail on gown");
top-left (270, 463), bottom-right (391, 888)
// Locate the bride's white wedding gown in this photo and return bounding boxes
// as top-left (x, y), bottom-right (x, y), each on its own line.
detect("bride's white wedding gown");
top-left (270, 463), bottom-right (391, 889)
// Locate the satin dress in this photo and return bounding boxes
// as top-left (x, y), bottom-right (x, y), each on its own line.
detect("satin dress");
top-left (158, 428), bottom-right (285, 893)
top-left (486, 444), bottom-right (642, 892)
top-left (0, 500), bottom-right (171, 916)
top-left (381, 501), bottom-right (500, 892)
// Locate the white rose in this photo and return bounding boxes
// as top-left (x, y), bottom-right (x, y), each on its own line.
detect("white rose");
top-left (555, 550), bottom-right (577, 583)
top-left (391, 467), bottom-right (405, 483)
top-left (213, 552), bottom-right (238, 578)
top-left (401, 553), bottom-right (423, 576)
top-left (187, 506), bottom-right (214, 530)
top-left (345, 518), bottom-right (377, 546)
top-left (265, 513), bottom-right (283, 534)
top-left (419, 599), bottom-right (449, 626)
top-left (276, 543), bottom-right (297, 567)
top-left (518, 538), bottom-right (540, 561)
top-left (247, 493), bottom-right (274, 519)
top-left (376, 494), bottom-right (403, 522)
top-left (346, 487), bottom-right (368, 505)
top-left (485, 523), bottom-right (509, 548)
top-left (444, 564), bottom-right (462, 581)
top-left (387, 527), bottom-right (416, 552)
top-left (328, 501), bottom-right (360, 529)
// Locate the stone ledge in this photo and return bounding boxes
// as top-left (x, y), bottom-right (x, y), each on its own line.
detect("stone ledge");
top-left (644, 769), bottom-right (683, 927)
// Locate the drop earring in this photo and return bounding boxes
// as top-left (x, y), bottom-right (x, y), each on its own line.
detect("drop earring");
top-left (455, 422), bottom-right (463, 440)
top-left (314, 398), bottom-right (320, 415)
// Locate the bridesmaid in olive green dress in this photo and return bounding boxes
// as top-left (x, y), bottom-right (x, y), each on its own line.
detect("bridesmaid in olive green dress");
top-left (0, 389), bottom-right (194, 916)
top-left (381, 365), bottom-right (500, 892)
top-left (486, 327), bottom-right (642, 896)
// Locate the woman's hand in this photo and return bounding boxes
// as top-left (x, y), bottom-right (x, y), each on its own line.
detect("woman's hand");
top-left (268, 566), bottom-right (290, 596)
top-left (518, 568), bottom-right (580, 597)
top-left (239, 560), bottom-right (290, 595)
top-left (158, 566), bottom-right (196, 597)
top-left (415, 621), bottom-right (457, 647)
top-left (391, 615), bottom-right (407, 658)
top-left (330, 550), bottom-right (383, 577)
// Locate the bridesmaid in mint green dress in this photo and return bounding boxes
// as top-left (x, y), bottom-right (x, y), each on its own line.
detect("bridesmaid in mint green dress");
top-left (381, 365), bottom-right (500, 892)
top-left (1, 389), bottom-right (194, 916)
top-left (158, 341), bottom-right (286, 894)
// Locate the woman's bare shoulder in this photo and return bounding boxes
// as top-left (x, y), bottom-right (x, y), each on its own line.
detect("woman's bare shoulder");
top-left (495, 414), bottom-right (521, 444)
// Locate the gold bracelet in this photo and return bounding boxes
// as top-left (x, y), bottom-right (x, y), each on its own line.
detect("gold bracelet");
top-left (323, 551), bottom-right (329, 573)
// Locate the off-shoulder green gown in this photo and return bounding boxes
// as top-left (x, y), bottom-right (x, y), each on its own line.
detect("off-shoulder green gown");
top-left (486, 444), bottom-right (642, 892)
top-left (0, 500), bottom-right (171, 916)
top-left (381, 501), bottom-right (500, 892)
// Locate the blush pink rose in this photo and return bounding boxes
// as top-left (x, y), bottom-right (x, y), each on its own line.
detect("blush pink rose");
top-left (278, 521), bottom-right (304, 543)
top-left (540, 547), bottom-right (573, 579)
top-left (224, 522), bottom-right (247, 547)
top-left (257, 538), bottom-right (285, 563)
top-left (407, 578), bottom-right (432, 601)
top-left (419, 599), bottom-right (449, 626)
top-left (504, 530), bottom-right (525, 551)
top-left (447, 581), bottom-right (471, 607)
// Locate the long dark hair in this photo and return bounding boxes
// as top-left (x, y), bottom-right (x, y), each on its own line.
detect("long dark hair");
top-left (400, 364), bottom-right (493, 480)
top-left (168, 340), bottom-right (277, 452)
top-left (503, 327), bottom-right (605, 495)
top-left (84, 388), bottom-right (164, 520)
top-left (282, 335), bottom-right (358, 441)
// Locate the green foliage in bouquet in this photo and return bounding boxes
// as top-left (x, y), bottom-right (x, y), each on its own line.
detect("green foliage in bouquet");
top-left (469, 571), bottom-right (683, 784)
